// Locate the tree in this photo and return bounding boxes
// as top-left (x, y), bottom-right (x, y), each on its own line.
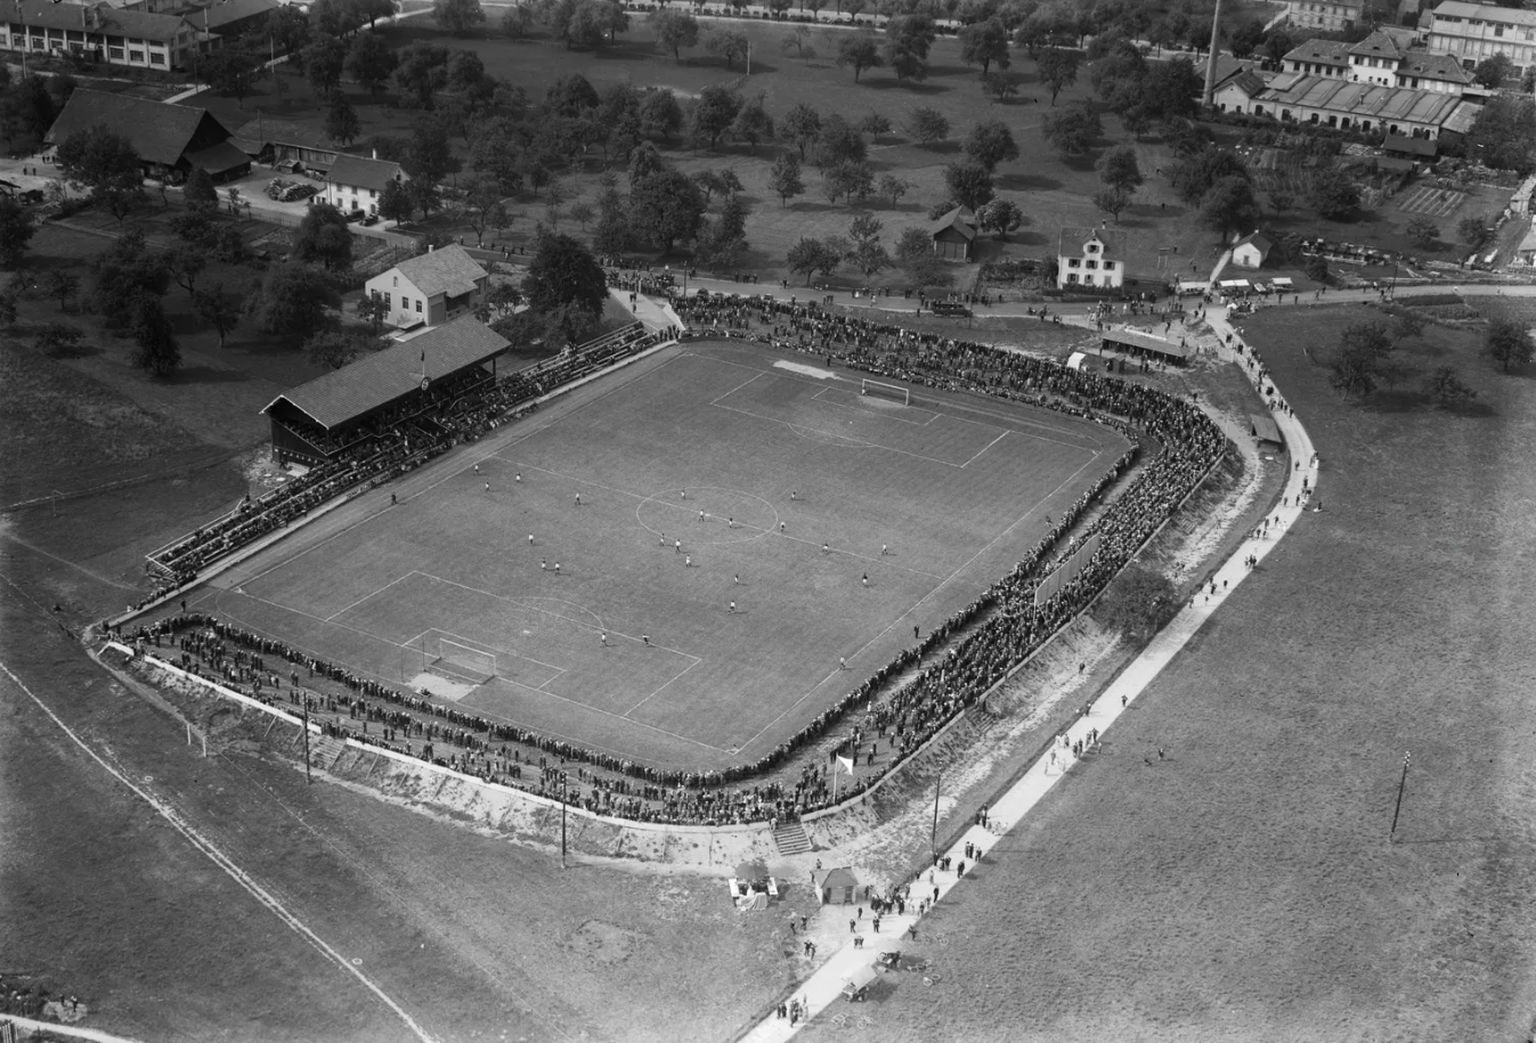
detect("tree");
top-left (162, 244), bottom-right (206, 301)
top-left (640, 89), bottom-right (684, 141)
top-left (977, 197), bottom-right (1022, 239)
top-left (1309, 168), bottom-right (1360, 221)
top-left (89, 231), bottom-right (169, 330)
top-left (1340, 320), bottom-right (1396, 362)
top-left (1406, 216), bottom-right (1440, 251)
top-left (769, 152), bottom-right (805, 206)
top-left (1484, 318), bottom-right (1535, 373)
top-left (703, 28), bottom-right (749, 70)
top-left (836, 34), bottom-right (884, 82)
top-left (825, 160), bottom-right (875, 205)
top-left (1464, 97), bottom-right (1536, 176)
top-left (628, 142), bottom-right (668, 184)
top-left (628, 169), bottom-right (706, 252)
top-left (695, 194), bottom-right (750, 268)
top-left (36, 323), bottom-right (85, 358)
top-left (1095, 565), bottom-right (1176, 640)
top-left (524, 232), bottom-right (607, 342)
top-left (1306, 253), bottom-right (1329, 284)
top-left (56, 124), bottom-right (142, 203)
top-left (885, 14), bottom-right (937, 80)
top-left (406, 118), bottom-right (461, 186)
top-left (326, 94), bottom-right (362, 146)
top-left (433, 0), bottom-right (485, 33)
top-left (303, 36), bottom-right (348, 97)
top-left (247, 262), bottom-right (340, 337)
top-left (184, 166), bottom-right (219, 215)
top-left (689, 85), bottom-right (742, 150)
top-left (394, 41), bottom-right (451, 109)
top-left (944, 160), bottom-right (994, 210)
top-left (1472, 53), bottom-right (1513, 89)
top-left (1037, 46), bottom-right (1079, 105)
top-left (732, 102), bottom-right (775, 153)
top-left (1170, 148), bottom-right (1250, 206)
top-left (1330, 342), bottom-right (1377, 401)
top-left (304, 328), bottom-right (378, 370)
top-left (592, 187), bottom-right (629, 254)
top-left (787, 237), bottom-right (836, 285)
top-left (347, 32), bottom-right (400, 100)
top-left (500, 3), bottom-right (532, 37)
top-left (0, 196), bottom-right (36, 269)
top-left (194, 284), bottom-right (242, 348)
top-left (458, 177), bottom-right (508, 246)
top-left (982, 71), bottom-right (1020, 102)
top-left (130, 292), bottom-right (180, 378)
top-left (893, 226), bottom-right (950, 289)
top-left (878, 174), bottom-right (909, 208)
top-left (1457, 214), bottom-right (1493, 251)
top-left (2, 76), bottom-right (58, 146)
top-left (649, 8), bottom-right (699, 60)
top-left (203, 44), bottom-right (262, 107)
top-left (1228, 18), bottom-right (1265, 59)
top-left (1041, 104), bottom-right (1100, 157)
top-left (45, 269), bottom-right (79, 311)
top-left (959, 18), bottom-right (1011, 76)
top-left (1096, 144), bottom-right (1142, 194)
top-left (1421, 366), bottom-right (1476, 408)
top-left (811, 114), bottom-right (866, 170)
top-left (379, 178), bottom-right (414, 226)
top-left (294, 203), bottom-right (354, 269)
top-left (963, 119), bottom-right (1019, 172)
top-left (860, 112), bottom-right (892, 140)
top-left (780, 104), bottom-right (823, 161)
top-left (903, 106), bottom-right (949, 146)
top-left (1200, 176), bottom-right (1262, 242)
top-left (1092, 186), bottom-right (1131, 223)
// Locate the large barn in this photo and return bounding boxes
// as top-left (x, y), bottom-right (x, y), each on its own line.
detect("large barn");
top-left (45, 89), bottom-right (247, 182)
top-left (261, 317), bottom-right (511, 467)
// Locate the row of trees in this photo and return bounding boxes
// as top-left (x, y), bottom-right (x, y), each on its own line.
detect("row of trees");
top-left (1329, 311), bottom-right (1533, 407)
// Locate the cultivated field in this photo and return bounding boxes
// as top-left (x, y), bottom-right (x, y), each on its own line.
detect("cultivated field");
top-left (197, 340), bottom-right (1128, 768)
top-left (797, 302), bottom-right (1536, 1043)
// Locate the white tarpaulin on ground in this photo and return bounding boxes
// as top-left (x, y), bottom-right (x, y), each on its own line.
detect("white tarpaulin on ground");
top-left (1066, 351), bottom-right (1088, 371)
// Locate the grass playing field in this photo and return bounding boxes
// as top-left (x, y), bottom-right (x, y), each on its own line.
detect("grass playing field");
top-left (192, 340), bottom-right (1129, 770)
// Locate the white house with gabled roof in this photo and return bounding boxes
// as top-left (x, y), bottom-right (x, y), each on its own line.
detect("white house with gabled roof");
top-left (324, 152), bottom-right (408, 216)
top-left (364, 244), bottom-right (489, 330)
top-left (1057, 227), bottom-right (1126, 290)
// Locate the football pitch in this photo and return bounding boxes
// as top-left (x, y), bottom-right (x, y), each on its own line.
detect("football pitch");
top-left (196, 342), bottom-right (1131, 770)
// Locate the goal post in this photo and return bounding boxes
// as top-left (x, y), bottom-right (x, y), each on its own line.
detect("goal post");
top-left (860, 379), bottom-right (910, 405)
top-left (433, 637), bottom-right (497, 682)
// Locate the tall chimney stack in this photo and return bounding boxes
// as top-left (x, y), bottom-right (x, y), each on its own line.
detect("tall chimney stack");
top-left (1203, 0), bottom-right (1225, 109)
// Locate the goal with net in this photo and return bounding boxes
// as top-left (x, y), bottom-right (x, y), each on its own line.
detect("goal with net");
top-left (860, 379), bottom-right (910, 405)
top-left (431, 636), bottom-right (497, 684)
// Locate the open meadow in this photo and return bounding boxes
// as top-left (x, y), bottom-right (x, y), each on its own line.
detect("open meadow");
top-left (797, 301), bottom-right (1536, 1043)
top-left (193, 339), bottom-right (1128, 768)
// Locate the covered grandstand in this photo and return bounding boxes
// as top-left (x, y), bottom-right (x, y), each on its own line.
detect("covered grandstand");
top-left (1100, 327), bottom-right (1190, 364)
top-left (262, 316), bottom-right (511, 466)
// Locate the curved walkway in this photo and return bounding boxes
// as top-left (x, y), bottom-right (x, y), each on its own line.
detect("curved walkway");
top-left (738, 302), bottom-right (1316, 1040)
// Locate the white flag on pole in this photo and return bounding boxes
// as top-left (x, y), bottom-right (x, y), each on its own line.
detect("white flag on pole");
top-left (837, 755), bottom-right (855, 776)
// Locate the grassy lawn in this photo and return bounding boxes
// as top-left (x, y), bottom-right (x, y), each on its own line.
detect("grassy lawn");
top-left (798, 301), bottom-right (1536, 1043)
top-left (187, 340), bottom-right (1127, 769)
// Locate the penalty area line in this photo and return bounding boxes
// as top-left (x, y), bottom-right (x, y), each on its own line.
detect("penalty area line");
top-left (0, 658), bottom-right (442, 1043)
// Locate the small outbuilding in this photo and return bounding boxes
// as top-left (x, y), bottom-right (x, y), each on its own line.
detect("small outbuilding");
top-left (1250, 413), bottom-right (1284, 449)
top-left (1231, 231), bottom-right (1273, 269)
top-left (1100, 327), bottom-right (1189, 364)
top-left (930, 206), bottom-right (976, 261)
top-left (810, 866), bottom-right (859, 905)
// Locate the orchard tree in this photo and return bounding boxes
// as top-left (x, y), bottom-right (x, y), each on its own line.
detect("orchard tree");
top-left (769, 151), bottom-right (805, 206)
top-left (458, 177), bottom-right (508, 246)
top-left (982, 71), bottom-right (1020, 102)
top-left (640, 89), bottom-right (684, 141)
top-left (628, 168), bottom-right (706, 252)
top-left (903, 106), bottom-right (949, 146)
top-left (1422, 366), bottom-right (1477, 408)
top-left (944, 160), bottom-right (995, 210)
top-left (894, 226), bottom-right (950, 289)
top-left (0, 195), bottom-right (36, 268)
top-left (184, 166), bottom-right (219, 213)
top-left (1096, 144), bottom-right (1143, 194)
top-left (1092, 186), bottom-right (1131, 223)
top-left (787, 237), bottom-right (836, 285)
top-left (1308, 168), bottom-right (1360, 221)
top-left (810, 114), bottom-right (866, 170)
top-left (194, 283), bottom-right (242, 348)
top-left (246, 262), bottom-right (340, 337)
top-left (649, 8), bottom-right (698, 60)
top-left (326, 94), bottom-right (362, 146)
top-left (1037, 46), bottom-right (1079, 105)
top-left (1485, 318), bottom-right (1534, 373)
top-left (524, 232), bottom-right (608, 342)
top-left (959, 18), bottom-right (1010, 76)
top-left (835, 34), bottom-right (883, 81)
top-left (1458, 214), bottom-right (1493, 251)
top-left (688, 84), bottom-right (742, 150)
top-left (860, 111), bottom-right (892, 140)
top-left (1406, 216), bottom-right (1440, 251)
top-left (977, 197), bottom-right (1022, 239)
top-left (379, 178), bottom-right (414, 226)
top-left (731, 101), bottom-right (775, 153)
top-left (130, 291), bottom-right (181, 378)
top-left (347, 31), bottom-right (399, 98)
top-left (303, 36), bottom-right (348, 96)
top-left (1200, 176), bottom-right (1262, 242)
top-left (56, 124), bottom-right (142, 203)
top-left (963, 119), bottom-right (1019, 172)
top-left (780, 104), bottom-right (822, 160)
top-left (433, 0), bottom-right (485, 33)
top-left (294, 203), bottom-right (354, 269)
top-left (703, 28), bottom-right (749, 70)
top-left (884, 14), bottom-right (937, 84)
top-left (1041, 104), bottom-right (1100, 157)
top-left (878, 174), bottom-right (909, 208)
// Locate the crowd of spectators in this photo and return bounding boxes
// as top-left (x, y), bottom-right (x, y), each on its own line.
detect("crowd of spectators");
top-left (128, 323), bottom-right (667, 614)
top-left (120, 299), bottom-right (1227, 827)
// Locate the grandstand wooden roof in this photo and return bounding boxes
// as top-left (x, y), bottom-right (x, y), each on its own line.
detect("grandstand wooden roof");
top-left (261, 316), bottom-right (509, 431)
top-left (1101, 327), bottom-right (1188, 360)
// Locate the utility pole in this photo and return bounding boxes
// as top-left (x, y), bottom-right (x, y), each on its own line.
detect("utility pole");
top-left (302, 693), bottom-right (312, 785)
top-left (560, 771), bottom-right (568, 869)
top-left (1388, 751), bottom-right (1410, 841)
top-left (1202, 0), bottom-right (1225, 109)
